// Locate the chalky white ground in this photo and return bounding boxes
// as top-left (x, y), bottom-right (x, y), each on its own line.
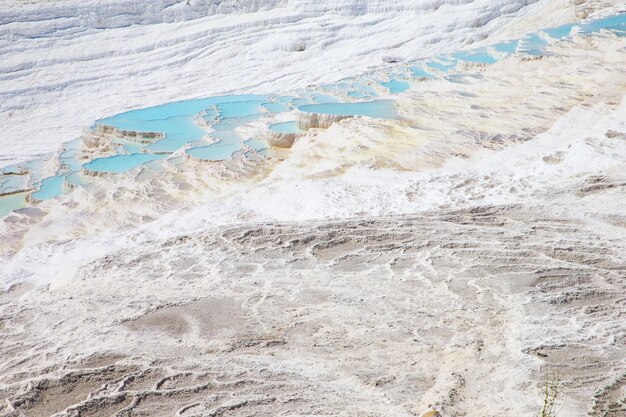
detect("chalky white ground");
top-left (1, 1), bottom-right (625, 416)
top-left (1, 0), bottom-right (616, 168)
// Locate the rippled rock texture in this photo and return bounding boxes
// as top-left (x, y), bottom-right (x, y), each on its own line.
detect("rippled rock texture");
top-left (1, 205), bottom-right (624, 416)
top-left (1, 2), bottom-right (625, 416)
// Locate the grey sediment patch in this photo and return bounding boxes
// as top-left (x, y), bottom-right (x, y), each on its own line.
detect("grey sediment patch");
top-left (1, 204), bottom-right (623, 416)
top-left (0, 283), bottom-right (35, 303)
top-left (124, 298), bottom-right (245, 339)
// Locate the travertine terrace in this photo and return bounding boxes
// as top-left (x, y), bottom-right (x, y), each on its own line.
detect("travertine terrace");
top-left (0, 1), bottom-right (625, 417)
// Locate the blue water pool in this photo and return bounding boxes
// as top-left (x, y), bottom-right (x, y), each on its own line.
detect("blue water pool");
top-left (66, 172), bottom-right (89, 187)
top-left (98, 95), bottom-right (270, 153)
top-left (410, 65), bottom-right (436, 79)
top-left (58, 139), bottom-right (83, 173)
top-left (493, 40), bottom-right (519, 54)
top-left (543, 23), bottom-right (576, 39)
top-left (347, 90), bottom-right (368, 99)
top-left (213, 114), bottom-right (264, 133)
top-left (217, 100), bottom-right (265, 118)
top-left (187, 143), bottom-right (242, 161)
top-left (244, 139), bottom-right (269, 151)
top-left (0, 173), bottom-right (29, 195)
top-left (122, 143), bottom-right (143, 154)
top-left (426, 57), bottom-right (457, 73)
top-left (100, 95), bottom-right (267, 125)
top-left (343, 82), bottom-right (378, 100)
top-left (381, 79), bottom-right (411, 94)
top-left (168, 156), bottom-right (186, 166)
top-left (4, 11), bottom-right (625, 219)
top-left (263, 102), bottom-right (290, 113)
top-left (0, 193), bottom-right (27, 217)
top-left (31, 175), bottom-right (66, 201)
top-left (298, 100), bottom-right (397, 119)
top-left (270, 121), bottom-right (304, 134)
top-left (84, 153), bottom-right (165, 173)
top-left (518, 33), bottom-right (549, 55)
top-left (454, 50), bottom-right (498, 64)
top-left (209, 129), bottom-right (244, 146)
top-left (580, 12), bottom-right (626, 34)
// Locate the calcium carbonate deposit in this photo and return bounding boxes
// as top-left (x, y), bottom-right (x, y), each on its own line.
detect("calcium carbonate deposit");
top-left (0, 1), bottom-right (625, 416)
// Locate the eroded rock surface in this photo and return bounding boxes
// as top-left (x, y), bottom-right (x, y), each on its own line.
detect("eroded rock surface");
top-left (1, 206), bottom-right (624, 416)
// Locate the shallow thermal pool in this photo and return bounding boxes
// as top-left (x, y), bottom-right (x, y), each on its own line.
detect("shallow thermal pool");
top-left (298, 100), bottom-right (398, 119)
top-left (186, 142), bottom-right (244, 161)
top-left (83, 153), bottom-right (166, 174)
top-left (453, 49), bottom-right (498, 64)
top-left (381, 79), bottom-right (411, 94)
top-left (0, 193), bottom-right (27, 217)
top-left (1, 12), bottom-right (624, 216)
top-left (269, 121), bottom-right (304, 134)
top-left (30, 175), bottom-right (66, 201)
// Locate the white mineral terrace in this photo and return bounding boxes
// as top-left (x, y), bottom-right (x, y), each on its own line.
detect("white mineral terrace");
top-left (0, 1), bottom-right (625, 417)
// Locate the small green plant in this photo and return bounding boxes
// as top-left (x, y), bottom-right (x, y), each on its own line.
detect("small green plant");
top-left (538, 371), bottom-right (560, 417)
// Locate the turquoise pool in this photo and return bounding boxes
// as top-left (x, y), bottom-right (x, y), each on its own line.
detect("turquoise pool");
top-left (2, 12), bottom-right (624, 217)
top-left (186, 142), bottom-right (243, 161)
top-left (454, 50), bottom-right (498, 64)
top-left (0, 193), bottom-right (27, 217)
top-left (298, 100), bottom-right (397, 119)
top-left (270, 121), bottom-right (304, 134)
top-left (84, 153), bottom-right (165, 174)
top-left (381, 79), bottom-right (411, 94)
top-left (30, 175), bottom-right (66, 201)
